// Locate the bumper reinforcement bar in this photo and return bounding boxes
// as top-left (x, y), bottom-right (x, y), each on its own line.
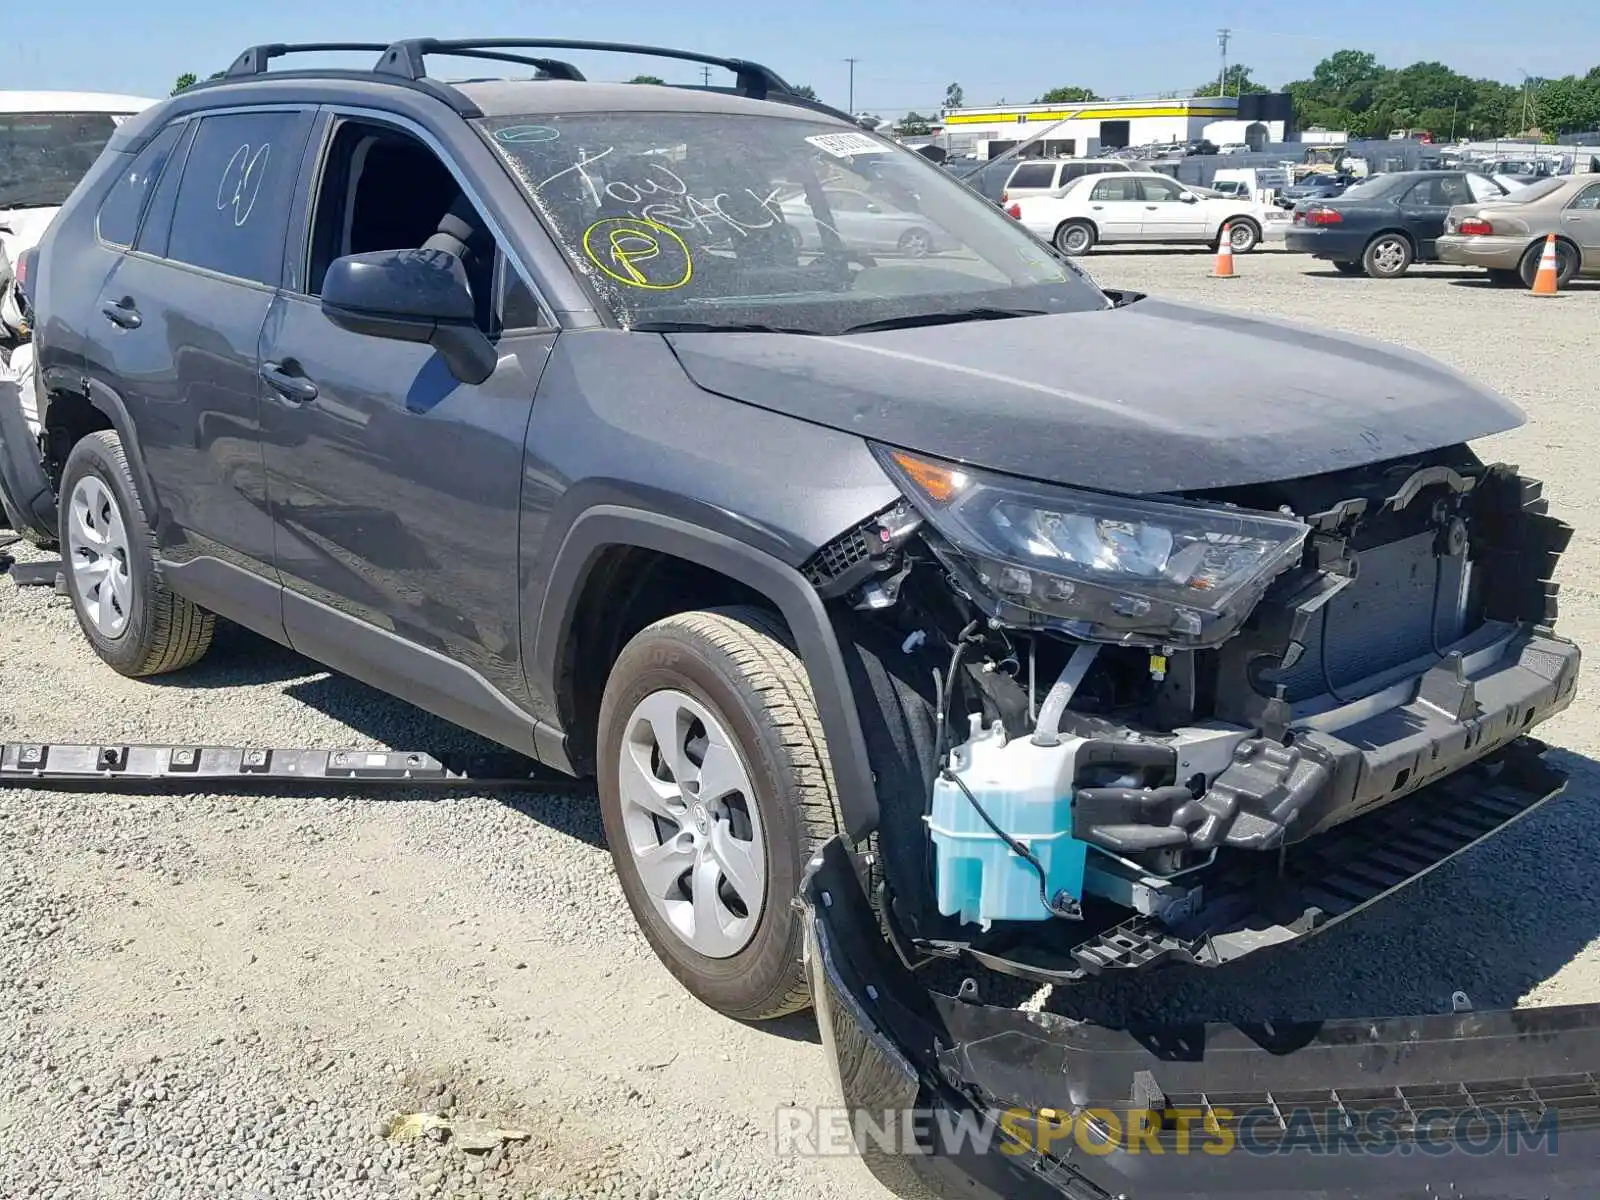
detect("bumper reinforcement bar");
top-left (0, 740), bottom-right (585, 792)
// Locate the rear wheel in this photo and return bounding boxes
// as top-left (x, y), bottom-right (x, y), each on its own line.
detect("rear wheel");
top-left (1518, 239), bottom-right (1579, 289)
top-left (896, 227), bottom-right (934, 258)
top-left (597, 606), bottom-right (842, 1021)
top-left (1362, 233), bottom-right (1413, 278)
top-left (1054, 221), bottom-right (1095, 255)
top-left (58, 431), bottom-right (214, 677)
top-left (1332, 260), bottom-right (1364, 275)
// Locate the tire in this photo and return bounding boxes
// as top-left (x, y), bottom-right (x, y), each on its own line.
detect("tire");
top-left (1224, 219), bottom-right (1261, 253)
top-left (1518, 239), bottom-right (1579, 289)
top-left (1332, 260), bottom-right (1364, 275)
top-left (896, 227), bottom-right (934, 258)
top-left (1054, 221), bottom-right (1095, 256)
top-left (596, 606), bottom-right (842, 1021)
top-left (1362, 233), bottom-right (1413, 278)
top-left (58, 430), bottom-right (214, 677)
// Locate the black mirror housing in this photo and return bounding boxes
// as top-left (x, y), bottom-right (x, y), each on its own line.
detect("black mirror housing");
top-left (320, 248), bottom-right (496, 384)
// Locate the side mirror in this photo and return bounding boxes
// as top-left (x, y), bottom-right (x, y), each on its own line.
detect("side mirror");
top-left (321, 248), bottom-right (497, 385)
top-left (1180, 192), bottom-right (1199, 203)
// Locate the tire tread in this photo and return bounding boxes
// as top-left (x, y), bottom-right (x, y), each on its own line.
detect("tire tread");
top-left (653, 605), bottom-right (842, 1019)
top-left (71, 431), bottom-right (214, 676)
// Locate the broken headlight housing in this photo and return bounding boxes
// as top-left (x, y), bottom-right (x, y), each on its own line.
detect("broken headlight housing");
top-left (874, 445), bottom-right (1309, 647)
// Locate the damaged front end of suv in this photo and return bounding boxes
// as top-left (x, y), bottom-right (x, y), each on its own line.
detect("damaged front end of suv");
top-left (794, 431), bottom-right (1598, 1196)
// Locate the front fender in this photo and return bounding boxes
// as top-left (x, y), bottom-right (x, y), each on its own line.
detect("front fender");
top-left (532, 503), bottom-right (880, 842)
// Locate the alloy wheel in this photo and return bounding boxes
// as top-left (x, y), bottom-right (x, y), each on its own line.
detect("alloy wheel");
top-left (617, 689), bottom-right (767, 959)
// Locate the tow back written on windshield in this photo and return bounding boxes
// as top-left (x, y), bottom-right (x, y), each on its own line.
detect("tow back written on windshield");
top-left (531, 145), bottom-right (799, 249)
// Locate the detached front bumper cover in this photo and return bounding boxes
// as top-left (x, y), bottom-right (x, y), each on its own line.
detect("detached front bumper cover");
top-left (801, 827), bottom-right (1600, 1199)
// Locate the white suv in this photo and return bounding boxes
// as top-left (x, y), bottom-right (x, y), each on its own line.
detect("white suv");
top-left (999, 157), bottom-right (1135, 203)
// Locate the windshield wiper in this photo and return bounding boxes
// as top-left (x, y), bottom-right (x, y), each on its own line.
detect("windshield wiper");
top-left (629, 320), bottom-right (819, 334)
top-left (836, 307), bottom-right (1048, 335)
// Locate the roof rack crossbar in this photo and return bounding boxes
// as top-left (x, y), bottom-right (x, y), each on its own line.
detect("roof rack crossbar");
top-left (374, 38), bottom-right (792, 100)
top-left (429, 49), bottom-right (586, 80)
top-left (224, 42), bottom-right (395, 79)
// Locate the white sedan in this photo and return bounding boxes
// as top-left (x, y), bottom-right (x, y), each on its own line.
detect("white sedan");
top-left (1007, 170), bottom-right (1285, 255)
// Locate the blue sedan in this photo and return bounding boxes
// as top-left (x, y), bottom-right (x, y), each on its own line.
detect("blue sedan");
top-left (1284, 170), bottom-right (1517, 277)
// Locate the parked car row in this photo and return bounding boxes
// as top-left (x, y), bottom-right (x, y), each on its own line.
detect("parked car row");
top-left (1281, 168), bottom-right (1592, 280)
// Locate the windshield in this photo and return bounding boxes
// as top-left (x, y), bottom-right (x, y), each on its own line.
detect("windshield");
top-left (477, 111), bottom-right (1108, 333)
top-left (0, 111), bottom-right (124, 209)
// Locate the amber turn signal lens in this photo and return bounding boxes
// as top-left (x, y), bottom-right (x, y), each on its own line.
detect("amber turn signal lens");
top-left (890, 450), bottom-right (969, 504)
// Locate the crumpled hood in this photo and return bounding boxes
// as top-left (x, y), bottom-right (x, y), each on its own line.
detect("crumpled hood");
top-left (665, 297), bottom-right (1525, 494)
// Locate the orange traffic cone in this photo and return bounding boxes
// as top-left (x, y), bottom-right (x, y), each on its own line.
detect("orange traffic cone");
top-left (1531, 233), bottom-right (1561, 296)
top-left (1211, 225), bottom-right (1237, 279)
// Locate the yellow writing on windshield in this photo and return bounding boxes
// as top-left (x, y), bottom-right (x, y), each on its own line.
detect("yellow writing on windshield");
top-left (581, 217), bottom-right (693, 290)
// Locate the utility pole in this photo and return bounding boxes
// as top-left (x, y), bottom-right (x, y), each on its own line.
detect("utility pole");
top-left (1216, 28), bottom-right (1231, 96)
top-left (700, 66), bottom-right (711, 87)
top-left (845, 57), bottom-right (859, 113)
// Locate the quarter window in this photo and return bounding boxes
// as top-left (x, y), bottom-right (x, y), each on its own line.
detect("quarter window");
top-left (1007, 163), bottom-right (1055, 189)
top-left (165, 111), bottom-right (310, 286)
top-left (96, 123), bottom-right (184, 247)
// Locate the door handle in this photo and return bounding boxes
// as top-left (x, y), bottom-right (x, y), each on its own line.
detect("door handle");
top-left (99, 298), bottom-right (141, 329)
top-left (259, 361), bottom-right (319, 403)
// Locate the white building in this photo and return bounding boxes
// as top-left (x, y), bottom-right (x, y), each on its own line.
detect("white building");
top-left (939, 95), bottom-right (1291, 159)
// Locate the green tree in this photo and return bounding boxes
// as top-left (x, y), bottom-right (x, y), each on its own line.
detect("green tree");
top-left (895, 111), bottom-right (934, 136)
top-left (1535, 75), bottom-right (1600, 135)
top-left (1035, 85), bottom-right (1099, 104)
top-left (944, 82), bottom-right (965, 110)
top-left (171, 72), bottom-right (198, 94)
top-left (790, 84), bottom-right (818, 101)
top-left (627, 74), bottom-right (666, 85)
top-left (1194, 64), bottom-right (1268, 97)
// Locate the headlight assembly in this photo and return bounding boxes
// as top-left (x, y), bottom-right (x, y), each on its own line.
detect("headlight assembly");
top-left (873, 444), bottom-right (1309, 647)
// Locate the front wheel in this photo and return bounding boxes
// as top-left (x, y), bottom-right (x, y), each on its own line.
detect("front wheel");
top-left (58, 430), bottom-right (214, 676)
top-left (1224, 220), bottom-right (1261, 253)
top-left (597, 607), bottom-right (842, 1021)
top-left (1363, 233), bottom-right (1413, 278)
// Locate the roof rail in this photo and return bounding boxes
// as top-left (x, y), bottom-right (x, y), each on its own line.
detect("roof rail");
top-left (223, 42), bottom-right (394, 78)
top-left (374, 38), bottom-right (793, 101)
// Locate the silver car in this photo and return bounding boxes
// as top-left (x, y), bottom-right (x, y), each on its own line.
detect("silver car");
top-left (778, 185), bottom-right (948, 258)
top-left (1436, 175), bottom-right (1600, 287)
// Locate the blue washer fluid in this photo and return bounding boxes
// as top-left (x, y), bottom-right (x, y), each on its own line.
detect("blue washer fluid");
top-left (927, 715), bottom-right (1088, 930)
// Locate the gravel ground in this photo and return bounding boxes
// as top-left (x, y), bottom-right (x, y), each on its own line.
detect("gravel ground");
top-left (3, 245), bottom-right (1599, 1199)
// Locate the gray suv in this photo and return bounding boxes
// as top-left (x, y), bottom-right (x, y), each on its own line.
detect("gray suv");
top-left (14, 38), bottom-right (1598, 1200)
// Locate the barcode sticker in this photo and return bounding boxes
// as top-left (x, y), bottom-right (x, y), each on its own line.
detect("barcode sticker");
top-left (805, 131), bottom-right (893, 158)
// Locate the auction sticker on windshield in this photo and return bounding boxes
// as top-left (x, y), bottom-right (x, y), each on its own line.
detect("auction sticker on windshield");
top-left (805, 131), bottom-right (892, 158)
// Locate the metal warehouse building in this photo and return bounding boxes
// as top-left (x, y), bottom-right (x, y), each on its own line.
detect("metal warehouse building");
top-left (940, 93), bottom-right (1294, 159)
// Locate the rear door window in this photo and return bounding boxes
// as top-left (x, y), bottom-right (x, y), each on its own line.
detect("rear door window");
top-left (1090, 176), bottom-right (1142, 201)
top-left (96, 123), bottom-right (185, 247)
top-left (1569, 183), bottom-right (1600, 211)
top-left (164, 110), bottom-right (313, 286)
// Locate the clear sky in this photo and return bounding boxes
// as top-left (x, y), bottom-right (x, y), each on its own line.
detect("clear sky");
top-left (7, 0), bottom-right (1599, 117)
